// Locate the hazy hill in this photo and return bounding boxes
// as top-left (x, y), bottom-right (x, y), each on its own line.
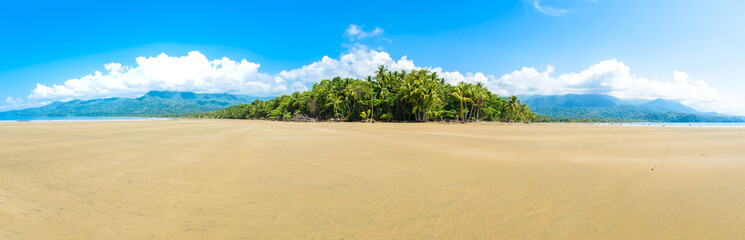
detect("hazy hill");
top-left (640, 98), bottom-right (699, 114)
top-left (522, 94), bottom-right (743, 122)
top-left (0, 91), bottom-right (271, 117)
top-left (523, 94), bottom-right (620, 108)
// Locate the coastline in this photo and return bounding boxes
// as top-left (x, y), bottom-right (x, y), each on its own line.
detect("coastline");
top-left (2, 116), bottom-right (744, 128)
top-left (0, 116), bottom-right (175, 122)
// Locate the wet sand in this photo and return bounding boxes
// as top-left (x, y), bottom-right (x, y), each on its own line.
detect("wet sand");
top-left (1, 120), bottom-right (744, 239)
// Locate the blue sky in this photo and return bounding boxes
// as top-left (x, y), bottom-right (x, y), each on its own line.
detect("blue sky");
top-left (1, 0), bottom-right (744, 114)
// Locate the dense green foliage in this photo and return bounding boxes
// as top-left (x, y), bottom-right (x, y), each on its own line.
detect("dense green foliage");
top-left (524, 94), bottom-right (743, 122)
top-left (196, 66), bottom-right (535, 122)
top-left (0, 91), bottom-right (262, 117)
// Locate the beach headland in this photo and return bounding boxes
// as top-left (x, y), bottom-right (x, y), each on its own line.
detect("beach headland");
top-left (1, 119), bottom-right (744, 239)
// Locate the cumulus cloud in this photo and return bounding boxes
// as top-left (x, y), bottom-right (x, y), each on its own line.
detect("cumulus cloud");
top-left (488, 59), bottom-right (745, 115)
top-left (7, 46), bottom-right (744, 116)
top-left (1, 97), bottom-right (25, 111)
top-left (345, 24), bottom-right (385, 41)
top-left (24, 46), bottom-right (418, 103)
top-left (278, 45), bottom-right (416, 83)
top-left (28, 51), bottom-right (291, 101)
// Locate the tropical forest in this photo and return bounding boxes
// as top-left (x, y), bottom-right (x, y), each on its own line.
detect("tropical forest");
top-left (195, 66), bottom-right (535, 122)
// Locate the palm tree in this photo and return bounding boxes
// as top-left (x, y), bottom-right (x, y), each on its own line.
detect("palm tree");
top-left (505, 95), bottom-right (521, 122)
top-left (290, 92), bottom-right (306, 117)
top-left (450, 83), bottom-right (473, 123)
top-left (325, 92), bottom-right (342, 119)
top-left (518, 103), bottom-right (531, 123)
top-left (472, 83), bottom-right (489, 121)
top-left (375, 65), bottom-right (389, 84)
top-left (366, 76), bottom-right (375, 122)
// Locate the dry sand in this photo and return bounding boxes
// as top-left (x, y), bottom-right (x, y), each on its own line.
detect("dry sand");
top-left (1, 120), bottom-right (744, 239)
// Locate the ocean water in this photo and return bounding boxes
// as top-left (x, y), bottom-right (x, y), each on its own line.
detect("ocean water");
top-left (592, 122), bottom-right (745, 127)
top-left (0, 116), bottom-right (173, 122)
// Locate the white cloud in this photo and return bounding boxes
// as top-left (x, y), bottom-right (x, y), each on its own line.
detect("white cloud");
top-left (532, 0), bottom-right (570, 16)
top-left (345, 24), bottom-right (384, 41)
top-left (278, 45), bottom-right (416, 83)
top-left (489, 59), bottom-right (745, 115)
top-left (0, 97), bottom-right (40, 112)
top-left (6, 47), bottom-right (744, 116)
top-left (529, 0), bottom-right (599, 17)
top-left (28, 51), bottom-right (286, 101)
top-left (1, 97), bottom-right (21, 111)
top-left (22, 46), bottom-right (416, 102)
top-left (432, 69), bottom-right (491, 86)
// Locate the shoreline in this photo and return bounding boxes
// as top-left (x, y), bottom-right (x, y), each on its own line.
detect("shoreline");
top-left (0, 116), bottom-right (175, 123)
top-left (2, 117), bottom-right (744, 128)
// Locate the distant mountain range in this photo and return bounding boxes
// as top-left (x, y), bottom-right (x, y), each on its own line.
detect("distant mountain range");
top-left (0, 91), bottom-right (272, 117)
top-left (522, 94), bottom-right (744, 122)
top-left (3, 91), bottom-right (741, 122)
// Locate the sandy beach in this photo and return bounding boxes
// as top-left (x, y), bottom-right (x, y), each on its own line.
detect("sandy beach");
top-left (1, 120), bottom-right (744, 239)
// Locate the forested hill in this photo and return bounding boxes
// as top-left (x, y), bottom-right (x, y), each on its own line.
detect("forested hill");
top-left (522, 94), bottom-right (744, 122)
top-left (194, 67), bottom-right (536, 122)
top-left (0, 91), bottom-right (269, 117)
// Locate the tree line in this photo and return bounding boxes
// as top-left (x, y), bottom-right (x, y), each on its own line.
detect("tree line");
top-left (194, 66), bottom-right (536, 123)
